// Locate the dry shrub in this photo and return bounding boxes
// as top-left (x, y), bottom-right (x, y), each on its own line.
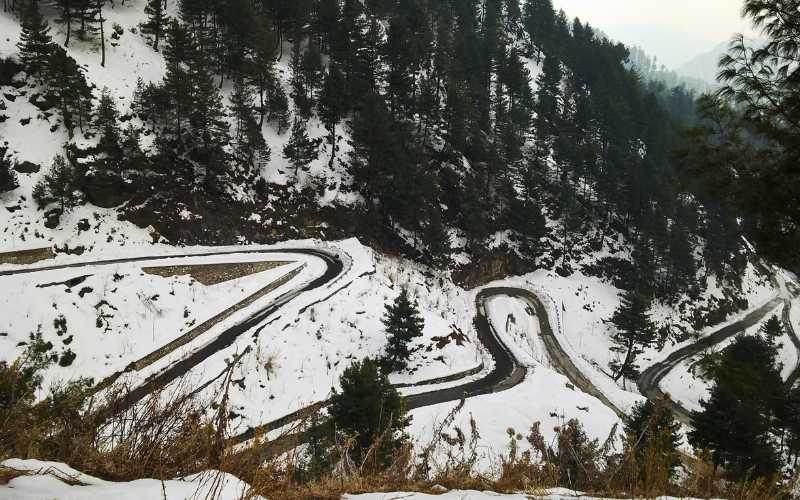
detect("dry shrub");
top-left (1, 356), bottom-right (795, 499)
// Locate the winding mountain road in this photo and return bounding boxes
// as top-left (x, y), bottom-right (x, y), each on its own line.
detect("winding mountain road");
top-left (3, 245), bottom-right (798, 446)
top-left (637, 268), bottom-right (799, 426)
top-left (1, 247), bottom-right (344, 415)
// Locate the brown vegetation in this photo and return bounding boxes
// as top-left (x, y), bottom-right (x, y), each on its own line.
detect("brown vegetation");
top-left (0, 354), bottom-right (794, 499)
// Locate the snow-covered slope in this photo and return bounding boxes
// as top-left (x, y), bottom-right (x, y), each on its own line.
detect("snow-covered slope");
top-left (0, 459), bottom-right (262, 500)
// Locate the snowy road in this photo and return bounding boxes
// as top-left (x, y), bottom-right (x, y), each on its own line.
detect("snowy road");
top-left (637, 296), bottom-right (793, 425)
top-left (0, 247), bottom-right (345, 416)
top-left (6, 245), bottom-right (796, 447)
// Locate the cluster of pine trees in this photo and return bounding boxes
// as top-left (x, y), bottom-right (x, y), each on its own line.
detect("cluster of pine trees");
top-left (6, 0), bottom-right (752, 305)
top-left (691, 317), bottom-right (800, 480)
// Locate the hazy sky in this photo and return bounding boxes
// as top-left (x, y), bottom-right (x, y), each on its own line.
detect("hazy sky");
top-left (552, 0), bottom-right (755, 68)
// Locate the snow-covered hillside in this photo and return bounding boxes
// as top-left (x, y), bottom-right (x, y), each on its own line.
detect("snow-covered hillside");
top-left (3, 2), bottom-right (800, 494)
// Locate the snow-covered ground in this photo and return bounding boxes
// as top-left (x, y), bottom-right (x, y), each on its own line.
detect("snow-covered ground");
top-left (0, 458), bottom-right (708, 500)
top-left (187, 246), bottom-right (483, 430)
top-left (0, 459), bottom-right (262, 500)
top-left (0, 252), bottom-right (310, 390)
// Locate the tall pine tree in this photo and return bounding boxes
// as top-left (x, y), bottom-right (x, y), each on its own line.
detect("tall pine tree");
top-left (608, 289), bottom-right (656, 384)
top-left (381, 288), bottom-right (424, 372)
top-left (17, 1), bottom-right (54, 77)
top-left (282, 119), bottom-right (320, 178)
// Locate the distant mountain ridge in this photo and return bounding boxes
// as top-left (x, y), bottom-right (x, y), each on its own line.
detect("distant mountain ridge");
top-left (677, 40), bottom-right (730, 85)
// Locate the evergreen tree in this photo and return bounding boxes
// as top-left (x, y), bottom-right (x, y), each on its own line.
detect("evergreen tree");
top-left (533, 52), bottom-right (562, 175)
top-left (301, 42), bottom-right (323, 104)
top-left (328, 358), bottom-right (409, 470)
top-left (33, 154), bottom-right (81, 212)
top-left (142, 0), bottom-right (166, 51)
top-left (689, 334), bottom-right (784, 479)
top-left (282, 119), bottom-right (320, 178)
top-left (759, 315), bottom-right (784, 346)
top-left (424, 205), bottom-right (451, 266)
top-left (381, 288), bottom-right (424, 372)
top-left (688, 1), bottom-right (800, 272)
top-left (290, 38), bottom-right (322, 118)
top-left (666, 222), bottom-right (697, 298)
top-left (523, 0), bottom-right (555, 60)
top-left (94, 87), bottom-right (121, 158)
top-left (295, 412), bottom-right (336, 482)
top-left (0, 144), bottom-right (18, 193)
top-left (318, 64), bottom-right (346, 168)
top-left (51, 0), bottom-right (77, 47)
top-left (17, 1), bottom-right (54, 77)
top-left (229, 76), bottom-right (270, 175)
top-left (509, 195), bottom-right (547, 257)
top-left (267, 80), bottom-right (291, 133)
top-left (247, 17), bottom-right (277, 127)
top-left (624, 398), bottom-right (682, 480)
top-left (289, 38), bottom-right (312, 117)
top-left (46, 46), bottom-right (93, 137)
top-left (93, 0), bottom-right (106, 66)
top-left (187, 49), bottom-right (231, 191)
top-left (608, 289), bottom-right (656, 383)
top-left (781, 385), bottom-right (800, 465)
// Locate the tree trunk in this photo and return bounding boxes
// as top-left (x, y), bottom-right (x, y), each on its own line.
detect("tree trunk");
top-left (98, 0), bottom-right (106, 67)
top-left (258, 87), bottom-right (265, 126)
top-left (65, 3), bottom-right (72, 47)
top-left (328, 126), bottom-right (336, 169)
top-left (614, 339), bottom-right (636, 382)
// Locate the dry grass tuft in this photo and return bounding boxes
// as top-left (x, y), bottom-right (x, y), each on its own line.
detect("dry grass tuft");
top-left (0, 358), bottom-right (794, 499)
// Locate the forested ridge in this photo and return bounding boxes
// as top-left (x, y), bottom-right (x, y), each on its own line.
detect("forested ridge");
top-left (0, 0), bottom-right (785, 304)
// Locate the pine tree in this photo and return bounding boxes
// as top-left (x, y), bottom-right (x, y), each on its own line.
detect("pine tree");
top-left (608, 289), bottom-right (656, 383)
top-left (289, 38), bottom-right (311, 117)
top-left (0, 144), bottom-right (18, 193)
top-left (328, 358), bottom-right (409, 469)
top-left (160, 20), bottom-right (192, 141)
top-left (624, 398), bottom-right (682, 480)
top-left (247, 16), bottom-right (277, 127)
top-left (689, 334), bottom-right (784, 479)
top-left (17, 1), bottom-right (54, 77)
top-left (46, 46), bottom-right (93, 137)
top-left (51, 0), bottom-right (77, 47)
top-left (142, 0), bottom-right (166, 51)
top-left (522, 0), bottom-right (555, 61)
top-left (229, 76), bottom-right (270, 175)
top-left (760, 315), bottom-right (784, 346)
top-left (381, 288), bottom-right (424, 372)
top-left (295, 412), bottom-right (336, 482)
top-left (318, 64), bottom-right (346, 169)
top-left (424, 205), bottom-right (451, 266)
top-left (301, 42), bottom-right (323, 105)
top-left (33, 154), bottom-right (81, 212)
top-left (782, 385), bottom-right (800, 464)
top-left (94, 0), bottom-right (106, 66)
top-left (187, 50), bottom-right (231, 192)
top-left (533, 52), bottom-right (562, 176)
top-left (268, 81), bottom-right (291, 133)
top-left (94, 87), bottom-right (121, 158)
top-left (282, 119), bottom-right (320, 178)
